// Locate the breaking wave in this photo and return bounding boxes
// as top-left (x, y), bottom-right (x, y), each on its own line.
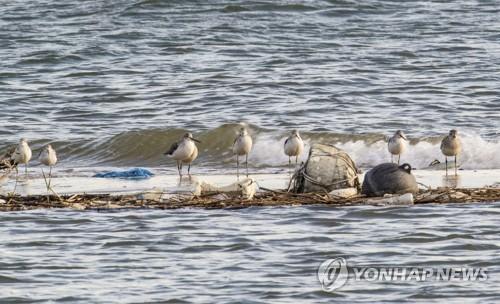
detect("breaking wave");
top-left (1, 124), bottom-right (499, 170)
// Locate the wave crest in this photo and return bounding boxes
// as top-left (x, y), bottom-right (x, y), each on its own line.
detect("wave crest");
top-left (1, 125), bottom-right (499, 170)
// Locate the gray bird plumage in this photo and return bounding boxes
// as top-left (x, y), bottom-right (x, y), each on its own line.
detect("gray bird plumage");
top-left (164, 142), bottom-right (179, 156)
top-left (164, 133), bottom-right (200, 177)
top-left (440, 129), bottom-right (461, 176)
top-left (388, 130), bottom-right (407, 164)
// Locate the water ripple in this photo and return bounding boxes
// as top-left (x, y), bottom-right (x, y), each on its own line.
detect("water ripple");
top-left (0, 204), bottom-right (499, 302)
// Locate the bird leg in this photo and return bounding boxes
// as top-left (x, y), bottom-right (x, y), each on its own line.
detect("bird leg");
top-left (245, 154), bottom-right (249, 177)
top-left (236, 155), bottom-right (240, 180)
top-left (398, 154), bottom-right (401, 165)
top-left (25, 164), bottom-right (28, 179)
top-left (445, 157), bottom-right (448, 176)
top-left (40, 167), bottom-right (60, 202)
top-left (455, 155), bottom-right (458, 176)
top-left (178, 162), bottom-right (184, 185)
top-left (13, 167), bottom-right (19, 194)
top-left (295, 156), bottom-right (298, 165)
top-left (41, 168), bottom-right (49, 192)
top-left (48, 166), bottom-right (52, 189)
top-left (188, 163), bottom-right (192, 180)
top-left (42, 169), bottom-right (50, 203)
top-left (176, 161), bottom-right (182, 178)
top-left (391, 155), bottom-right (393, 163)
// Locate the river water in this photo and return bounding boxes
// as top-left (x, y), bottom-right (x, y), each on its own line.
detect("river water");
top-left (1, 0), bottom-right (499, 302)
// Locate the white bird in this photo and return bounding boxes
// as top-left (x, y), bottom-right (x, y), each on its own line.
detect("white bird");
top-left (165, 133), bottom-right (200, 177)
top-left (388, 130), bottom-right (407, 165)
top-left (11, 138), bottom-right (32, 178)
top-left (440, 129), bottom-right (462, 176)
top-left (233, 127), bottom-right (253, 178)
top-left (39, 144), bottom-right (58, 191)
top-left (284, 130), bottom-right (304, 166)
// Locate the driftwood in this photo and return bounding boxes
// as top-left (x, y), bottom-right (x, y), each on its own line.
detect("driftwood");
top-left (0, 187), bottom-right (499, 212)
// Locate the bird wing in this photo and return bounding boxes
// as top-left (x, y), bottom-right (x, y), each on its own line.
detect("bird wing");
top-left (387, 137), bottom-right (393, 148)
top-left (284, 137), bottom-right (289, 147)
top-left (233, 135), bottom-right (240, 149)
top-left (440, 137), bottom-right (446, 149)
top-left (164, 141), bottom-right (179, 156)
top-left (10, 146), bottom-right (19, 158)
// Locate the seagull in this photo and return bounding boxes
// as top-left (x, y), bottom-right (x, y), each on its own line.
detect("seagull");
top-left (388, 130), bottom-right (407, 165)
top-left (39, 144), bottom-right (57, 191)
top-left (440, 129), bottom-right (462, 176)
top-left (11, 138), bottom-right (32, 178)
top-left (284, 130), bottom-right (304, 166)
top-left (165, 133), bottom-right (200, 177)
top-left (233, 127), bottom-right (253, 178)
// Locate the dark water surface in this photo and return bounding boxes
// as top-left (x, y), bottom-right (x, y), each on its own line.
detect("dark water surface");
top-left (1, 1), bottom-right (500, 302)
top-left (0, 204), bottom-right (499, 303)
top-left (1, 0), bottom-right (499, 168)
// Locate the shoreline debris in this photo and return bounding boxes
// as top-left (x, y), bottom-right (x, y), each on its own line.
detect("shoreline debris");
top-left (0, 187), bottom-right (499, 212)
top-left (290, 143), bottom-right (360, 193)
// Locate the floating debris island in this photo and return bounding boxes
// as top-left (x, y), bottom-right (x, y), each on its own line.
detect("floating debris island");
top-left (1, 143), bottom-right (499, 211)
top-left (1, 187), bottom-right (500, 212)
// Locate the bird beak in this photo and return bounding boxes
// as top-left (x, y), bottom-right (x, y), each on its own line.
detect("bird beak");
top-left (401, 134), bottom-right (407, 140)
top-left (192, 138), bottom-right (201, 143)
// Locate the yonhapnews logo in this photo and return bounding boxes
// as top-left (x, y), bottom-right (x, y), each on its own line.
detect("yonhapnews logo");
top-left (317, 258), bottom-right (349, 292)
top-left (317, 257), bottom-right (488, 292)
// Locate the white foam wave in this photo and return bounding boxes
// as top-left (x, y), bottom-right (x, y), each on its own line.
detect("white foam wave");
top-left (248, 132), bottom-right (500, 170)
top-left (248, 133), bottom-right (309, 167)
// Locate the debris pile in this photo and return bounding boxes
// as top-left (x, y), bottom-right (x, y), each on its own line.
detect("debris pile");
top-left (0, 187), bottom-right (499, 212)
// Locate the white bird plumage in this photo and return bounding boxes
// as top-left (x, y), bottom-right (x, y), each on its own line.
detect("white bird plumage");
top-left (440, 129), bottom-right (462, 176)
top-left (233, 127), bottom-right (253, 178)
top-left (39, 144), bottom-right (58, 191)
top-left (284, 130), bottom-right (304, 166)
top-left (11, 138), bottom-right (32, 177)
top-left (39, 144), bottom-right (57, 167)
top-left (388, 130), bottom-right (407, 165)
top-left (165, 132), bottom-right (200, 177)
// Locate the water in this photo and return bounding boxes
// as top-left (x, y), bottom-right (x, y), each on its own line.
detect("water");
top-left (1, 0), bottom-right (499, 170)
top-left (1, 1), bottom-right (500, 302)
top-left (1, 204), bottom-right (499, 303)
